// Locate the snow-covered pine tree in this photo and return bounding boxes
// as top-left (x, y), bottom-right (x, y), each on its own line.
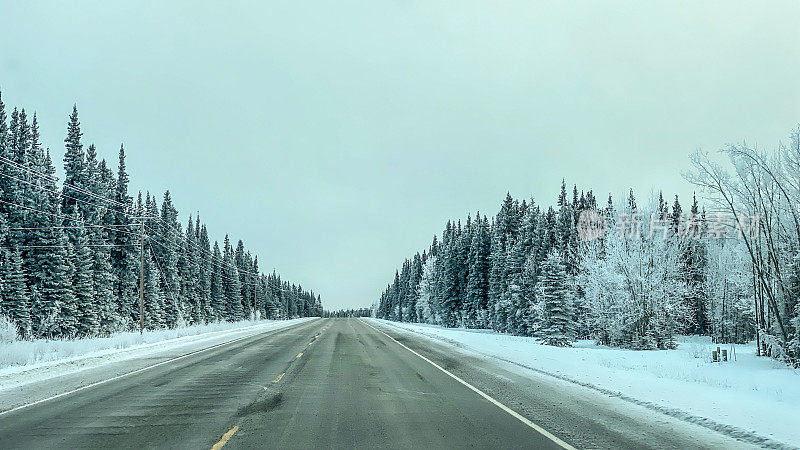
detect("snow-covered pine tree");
top-left (0, 248), bottom-right (31, 338)
top-left (62, 105), bottom-right (85, 219)
top-left (34, 206), bottom-right (78, 338)
top-left (684, 194), bottom-right (709, 335)
top-left (159, 191), bottom-right (180, 326)
top-left (143, 248), bottom-right (165, 329)
top-left (488, 227), bottom-right (507, 331)
top-left (197, 222), bottom-right (213, 319)
top-left (183, 216), bottom-right (202, 323)
top-left (112, 145), bottom-right (138, 327)
top-left (252, 256), bottom-right (262, 319)
top-left (466, 214), bottom-right (490, 327)
top-left (503, 234), bottom-right (526, 334)
top-left (209, 241), bottom-right (225, 321)
top-left (72, 211), bottom-right (98, 336)
top-left (536, 249), bottom-right (574, 346)
top-left (92, 241), bottom-right (118, 334)
top-left (222, 235), bottom-right (243, 321)
top-left (234, 239), bottom-right (251, 319)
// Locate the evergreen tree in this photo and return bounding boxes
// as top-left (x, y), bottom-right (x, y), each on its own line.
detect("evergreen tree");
top-left (112, 144), bottom-right (138, 327)
top-left (62, 105), bottom-right (85, 219)
top-left (198, 223), bottom-right (213, 320)
top-left (0, 248), bottom-right (31, 338)
top-left (158, 191), bottom-right (180, 326)
top-left (143, 249), bottom-right (165, 329)
top-left (35, 207), bottom-right (77, 338)
top-left (671, 195), bottom-right (683, 235)
top-left (537, 250), bottom-right (574, 346)
top-left (209, 241), bottom-right (225, 320)
top-left (465, 215), bottom-right (490, 327)
top-left (684, 194), bottom-right (708, 334)
top-left (93, 242), bottom-right (118, 334)
top-left (72, 214), bottom-right (98, 336)
top-left (222, 235), bottom-right (243, 321)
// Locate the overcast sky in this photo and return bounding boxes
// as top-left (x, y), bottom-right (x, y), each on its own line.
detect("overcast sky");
top-left (1, 1), bottom-right (798, 310)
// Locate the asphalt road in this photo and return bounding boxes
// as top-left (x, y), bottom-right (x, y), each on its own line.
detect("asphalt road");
top-left (0, 318), bottom-right (753, 449)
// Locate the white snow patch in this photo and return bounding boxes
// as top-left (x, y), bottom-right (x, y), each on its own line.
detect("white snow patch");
top-left (368, 319), bottom-right (800, 447)
top-left (0, 318), bottom-right (315, 385)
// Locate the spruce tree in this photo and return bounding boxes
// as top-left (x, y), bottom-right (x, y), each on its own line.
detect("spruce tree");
top-left (112, 145), bottom-right (138, 327)
top-left (198, 223), bottom-right (213, 319)
top-left (143, 249), bottom-right (165, 329)
top-left (209, 241), bottom-right (225, 320)
top-left (62, 105), bottom-right (85, 219)
top-left (536, 249), bottom-right (574, 346)
top-left (684, 194), bottom-right (708, 334)
top-left (159, 191), bottom-right (180, 326)
top-left (93, 243), bottom-right (118, 334)
top-left (35, 207), bottom-right (77, 338)
top-left (183, 216), bottom-right (202, 323)
top-left (72, 213), bottom-right (98, 336)
top-left (1, 248), bottom-right (31, 338)
top-left (671, 195), bottom-right (683, 236)
top-left (222, 236), bottom-right (243, 321)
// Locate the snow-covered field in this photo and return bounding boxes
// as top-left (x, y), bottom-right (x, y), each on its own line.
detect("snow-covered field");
top-left (368, 318), bottom-right (800, 447)
top-left (0, 318), bottom-right (314, 384)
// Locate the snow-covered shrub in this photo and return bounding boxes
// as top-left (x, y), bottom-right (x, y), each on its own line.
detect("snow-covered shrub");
top-left (416, 256), bottom-right (439, 325)
top-left (580, 209), bottom-right (691, 350)
top-left (0, 315), bottom-right (20, 343)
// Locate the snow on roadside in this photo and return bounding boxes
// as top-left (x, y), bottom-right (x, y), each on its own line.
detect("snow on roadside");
top-left (368, 319), bottom-right (800, 448)
top-left (0, 318), bottom-right (315, 382)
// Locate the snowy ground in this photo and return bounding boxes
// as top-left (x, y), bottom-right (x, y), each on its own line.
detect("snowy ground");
top-left (0, 318), bottom-right (315, 391)
top-left (367, 318), bottom-right (800, 448)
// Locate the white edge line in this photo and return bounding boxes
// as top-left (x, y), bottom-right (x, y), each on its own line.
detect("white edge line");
top-left (0, 319), bottom-right (316, 417)
top-left (0, 317), bottom-right (315, 382)
top-left (359, 319), bottom-right (576, 450)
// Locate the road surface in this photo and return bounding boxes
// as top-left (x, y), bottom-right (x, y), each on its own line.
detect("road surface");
top-left (0, 318), bottom-right (752, 449)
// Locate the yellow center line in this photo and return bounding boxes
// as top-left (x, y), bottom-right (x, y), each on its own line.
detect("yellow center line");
top-left (296, 352), bottom-right (303, 359)
top-left (211, 425), bottom-right (239, 450)
top-left (272, 372), bottom-right (285, 383)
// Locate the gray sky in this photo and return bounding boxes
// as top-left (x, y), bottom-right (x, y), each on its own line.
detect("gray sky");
top-left (1, 1), bottom-right (798, 310)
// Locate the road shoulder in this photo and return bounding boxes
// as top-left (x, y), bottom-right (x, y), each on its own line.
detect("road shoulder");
top-left (364, 319), bottom-right (763, 450)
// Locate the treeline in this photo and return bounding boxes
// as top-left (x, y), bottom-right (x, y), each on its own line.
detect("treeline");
top-left (323, 308), bottom-right (372, 318)
top-left (377, 127), bottom-right (800, 366)
top-left (376, 187), bottom-right (718, 348)
top-left (0, 90), bottom-right (322, 340)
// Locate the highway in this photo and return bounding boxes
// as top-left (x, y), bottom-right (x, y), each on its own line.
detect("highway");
top-left (0, 318), bottom-right (752, 449)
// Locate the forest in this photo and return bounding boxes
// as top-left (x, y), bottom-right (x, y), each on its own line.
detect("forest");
top-left (0, 90), bottom-right (322, 340)
top-left (376, 127), bottom-right (800, 367)
top-left (323, 308), bottom-right (373, 318)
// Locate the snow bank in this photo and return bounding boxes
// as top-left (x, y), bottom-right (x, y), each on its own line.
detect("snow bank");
top-left (368, 319), bottom-right (800, 447)
top-left (0, 318), bottom-right (313, 375)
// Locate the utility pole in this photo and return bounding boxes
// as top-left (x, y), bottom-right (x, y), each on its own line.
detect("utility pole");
top-left (139, 220), bottom-right (145, 334)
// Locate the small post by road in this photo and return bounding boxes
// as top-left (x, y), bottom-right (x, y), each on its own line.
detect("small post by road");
top-left (139, 220), bottom-right (145, 334)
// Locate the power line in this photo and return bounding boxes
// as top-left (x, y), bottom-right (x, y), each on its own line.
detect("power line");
top-left (3, 155), bottom-right (262, 278)
top-left (9, 224), bottom-right (135, 231)
top-left (3, 244), bottom-right (139, 249)
top-left (1, 157), bottom-right (308, 296)
top-left (0, 199), bottom-right (143, 238)
top-left (0, 155), bottom-right (130, 210)
top-left (143, 223), bottom-right (264, 280)
top-left (146, 242), bottom-right (179, 310)
top-left (0, 169), bottom-right (130, 218)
